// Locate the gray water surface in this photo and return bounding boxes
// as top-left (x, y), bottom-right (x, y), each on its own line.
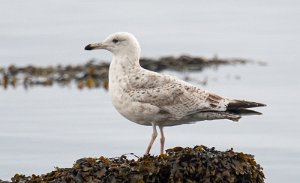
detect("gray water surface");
top-left (1, 1), bottom-right (300, 182)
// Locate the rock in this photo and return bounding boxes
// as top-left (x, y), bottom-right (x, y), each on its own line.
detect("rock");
top-left (0, 179), bottom-right (12, 183)
top-left (6, 145), bottom-right (265, 183)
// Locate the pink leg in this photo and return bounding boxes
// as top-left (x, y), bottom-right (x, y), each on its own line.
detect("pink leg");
top-left (159, 126), bottom-right (165, 155)
top-left (145, 123), bottom-right (157, 155)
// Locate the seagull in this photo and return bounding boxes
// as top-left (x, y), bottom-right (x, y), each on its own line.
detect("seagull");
top-left (85, 32), bottom-right (266, 155)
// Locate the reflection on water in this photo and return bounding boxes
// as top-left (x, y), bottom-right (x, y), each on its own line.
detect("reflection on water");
top-left (1, 0), bottom-right (300, 182)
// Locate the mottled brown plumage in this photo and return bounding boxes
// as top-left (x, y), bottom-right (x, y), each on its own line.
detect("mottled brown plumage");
top-left (85, 32), bottom-right (266, 155)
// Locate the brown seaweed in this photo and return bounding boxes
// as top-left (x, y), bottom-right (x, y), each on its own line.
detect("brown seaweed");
top-left (4, 145), bottom-right (265, 183)
top-left (0, 55), bottom-right (259, 90)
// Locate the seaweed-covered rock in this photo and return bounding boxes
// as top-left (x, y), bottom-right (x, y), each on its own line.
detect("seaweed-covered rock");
top-left (8, 145), bottom-right (264, 183)
top-left (0, 55), bottom-right (256, 90)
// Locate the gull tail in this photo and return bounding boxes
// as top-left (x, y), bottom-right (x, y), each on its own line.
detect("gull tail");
top-left (226, 99), bottom-right (266, 117)
top-left (227, 99), bottom-right (266, 109)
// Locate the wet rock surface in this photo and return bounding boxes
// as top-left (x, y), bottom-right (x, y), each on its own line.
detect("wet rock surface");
top-left (0, 55), bottom-right (258, 90)
top-left (6, 146), bottom-right (264, 183)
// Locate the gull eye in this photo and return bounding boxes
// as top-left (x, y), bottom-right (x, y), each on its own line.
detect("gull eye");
top-left (112, 39), bottom-right (119, 43)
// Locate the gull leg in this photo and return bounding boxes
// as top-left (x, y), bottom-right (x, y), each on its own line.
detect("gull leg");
top-left (145, 123), bottom-right (157, 155)
top-left (159, 126), bottom-right (165, 155)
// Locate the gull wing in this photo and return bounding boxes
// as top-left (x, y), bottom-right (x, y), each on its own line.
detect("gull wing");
top-left (127, 71), bottom-right (265, 123)
top-left (127, 74), bottom-right (229, 119)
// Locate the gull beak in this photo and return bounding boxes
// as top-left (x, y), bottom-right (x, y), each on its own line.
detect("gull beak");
top-left (84, 43), bottom-right (107, 50)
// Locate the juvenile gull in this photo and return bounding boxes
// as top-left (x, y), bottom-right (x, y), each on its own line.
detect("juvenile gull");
top-left (85, 32), bottom-right (266, 155)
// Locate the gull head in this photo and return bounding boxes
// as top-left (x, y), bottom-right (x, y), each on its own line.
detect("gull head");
top-left (85, 32), bottom-right (141, 57)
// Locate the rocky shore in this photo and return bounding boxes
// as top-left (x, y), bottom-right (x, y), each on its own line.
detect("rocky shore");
top-left (1, 145), bottom-right (265, 183)
top-left (0, 55), bottom-right (258, 90)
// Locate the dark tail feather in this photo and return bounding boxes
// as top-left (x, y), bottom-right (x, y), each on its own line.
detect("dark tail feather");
top-left (227, 108), bottom-right (262, 116)
top-left (227, 99), bottom-right (266, 117)
top-left (227, 100), bottom-right (266, 110)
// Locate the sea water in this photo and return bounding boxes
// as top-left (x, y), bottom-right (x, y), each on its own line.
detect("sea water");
top-left (0, 0), bottom-right (299, 182)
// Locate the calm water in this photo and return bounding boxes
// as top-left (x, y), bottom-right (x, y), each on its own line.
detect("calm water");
top-left (1, 0), bottom-right (300, 182)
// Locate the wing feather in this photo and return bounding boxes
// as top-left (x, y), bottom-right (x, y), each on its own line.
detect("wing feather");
top-left (127, 73), bottom-right (229, 119)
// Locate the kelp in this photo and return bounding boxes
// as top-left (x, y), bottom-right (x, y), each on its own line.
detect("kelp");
top-left (0, 55), bottom-right (257, 90)
top-left (6, 145), bottom-right (264, 183)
